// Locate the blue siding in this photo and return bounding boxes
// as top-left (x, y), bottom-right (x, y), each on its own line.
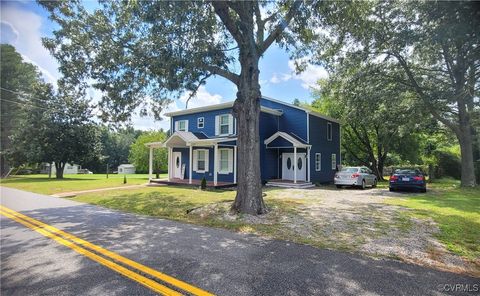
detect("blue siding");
top-left (308, 115), bottom-right (340, 183)
top-left (260, 98), bottom-right (308, 142)
top-left (169, 97), bottom-right (339, 185)
top-left (172, 108), bottom-right (234, 137)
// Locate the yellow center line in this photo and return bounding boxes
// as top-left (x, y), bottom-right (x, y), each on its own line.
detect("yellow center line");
top-left (0, 209), bottom-right (182, 296)
top-left (0, 205), bottom-right (214, 296)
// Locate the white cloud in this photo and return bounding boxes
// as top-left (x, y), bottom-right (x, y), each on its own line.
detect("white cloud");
top-left (178, 86), bottom-right (222, 109)
top-left (287, 60), bottom-right (328, 89)
top-left (269, 60), bottom-right (328, 89)
top-left (1, 5), bottom-right (60, 84)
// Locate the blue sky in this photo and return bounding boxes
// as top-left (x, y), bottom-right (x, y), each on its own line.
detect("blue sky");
top-left (1, 1), bottom-right (327, 130)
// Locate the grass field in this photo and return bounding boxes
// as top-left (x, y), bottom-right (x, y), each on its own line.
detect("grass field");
top-left (386, 179), bottom-right (480, 260)
top-left (0, 174), bottom-right (166, 195)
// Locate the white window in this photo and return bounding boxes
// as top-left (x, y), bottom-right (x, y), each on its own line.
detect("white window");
top-left (215, 114), bottom-right (233, 135)
top-left (327, 122), bottom-right (332, 141)
top-left (218, 148), bottom-right (233, 174)
top-left (315, 153), bottom-right (321, 171)
top-left (193, 149), bottom-right (209, 173)
top-left (197, 117), bottom-right (204, 129)
top-left (175, 120), bottom-right (188, 132)
top-left (331, 153), bottom-right (337, 170)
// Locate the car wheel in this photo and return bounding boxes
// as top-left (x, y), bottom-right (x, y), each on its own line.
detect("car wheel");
top-left (361, 180), bottom-right (366, 190)
top-left (372, 179), bottom-right (377, 188)
top-left (421, 188), bottom-right (427, 193)
top-left (336, 185), bottom-right (342, 189)
top-left (389, 187), bottom-right (394, 192)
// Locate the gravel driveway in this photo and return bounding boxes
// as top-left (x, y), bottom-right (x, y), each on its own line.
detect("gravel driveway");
top-left (267, 186), bottom-right (477, 276)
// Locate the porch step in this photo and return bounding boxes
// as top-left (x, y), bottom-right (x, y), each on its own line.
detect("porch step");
top-left (265, 181), bottom-right (315, 189)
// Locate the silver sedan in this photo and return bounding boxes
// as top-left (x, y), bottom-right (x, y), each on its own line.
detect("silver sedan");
top-left (334, 167), bottom-right (377, 189)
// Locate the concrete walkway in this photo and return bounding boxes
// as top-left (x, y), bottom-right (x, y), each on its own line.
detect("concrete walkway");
top-left (50, 184), bottom-right (147, 197)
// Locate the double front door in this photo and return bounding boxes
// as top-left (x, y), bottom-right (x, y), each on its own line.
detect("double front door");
top-left (282, 153), bottom-right (306, 181)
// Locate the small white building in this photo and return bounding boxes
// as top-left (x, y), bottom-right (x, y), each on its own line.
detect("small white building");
top-left (40, 162), bottom-right (80, 175)
top-left (118, 164), bottom-right (136, 174)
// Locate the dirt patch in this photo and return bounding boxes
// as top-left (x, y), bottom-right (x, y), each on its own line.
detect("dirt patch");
top-left (189, 186), bottom-right (478, 276)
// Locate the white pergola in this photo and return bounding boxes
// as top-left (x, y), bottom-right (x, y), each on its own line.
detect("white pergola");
top-left (264, 131), bottom-right (312, 184)
top-left (145, 131), bottom-right (237, 186)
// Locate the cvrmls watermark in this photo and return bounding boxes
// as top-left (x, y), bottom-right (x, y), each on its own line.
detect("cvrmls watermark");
top-left (437, 283), bottom-right (479, 293)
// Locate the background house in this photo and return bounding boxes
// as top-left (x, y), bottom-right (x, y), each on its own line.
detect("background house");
top-left (40, 163), bottom-right (80, 175)
top-left (118, 164), bottom-right (136, 174)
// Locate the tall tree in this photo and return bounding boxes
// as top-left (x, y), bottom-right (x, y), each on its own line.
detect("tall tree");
top-left (40, 0), bottom-right (318, 214)
top-left (313, 64), bottom-right (421, 179)
top-left (0, 44), bottom-right (41, 176)
top-left (313, 1), bottom-right (479, 186)
top-left (9, 84), bottom-right (101, 179)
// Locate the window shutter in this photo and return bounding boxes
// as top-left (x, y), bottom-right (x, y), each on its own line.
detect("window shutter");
top-left (228, 149), bottom-right (233, 173)
top-left (204, 150), bottom-right (209, 172)
top-left (193, 150), bottom-right (198, 171)
top-left (228, 115), bottom-right (234, 134)
top-left (215, 116), bottom-right (219, 136)
top-left (184, 120), bottom-right (189, 132)
top-left (174, 121), bottom-right (179, 132)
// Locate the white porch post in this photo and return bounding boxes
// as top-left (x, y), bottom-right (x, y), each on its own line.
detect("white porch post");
top-left (148, 146), bottom-right (153, 181)
top-left (293, 146), bottom-right (297, 184)
top-left (307, 147), bottom-right (311, 183)
top-left (233, 145), bottom-right (237, 184)
top-left (167, 147), bottom-right (172, 181)
top-left (214, 144), bottom-right (218, 186)
top-left (189, 145), bottom-right (193, 184)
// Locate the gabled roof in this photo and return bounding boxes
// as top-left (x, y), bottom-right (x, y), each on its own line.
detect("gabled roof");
top-left (264, 131), bottom-right (311, 148)
top-left (164, 102), bottom-right (283, 117)
top-left (145, 131), bottom-right (237, 148)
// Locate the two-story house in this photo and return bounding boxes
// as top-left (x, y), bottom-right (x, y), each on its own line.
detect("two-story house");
top-left (146, 96), bottom-right (340, 188)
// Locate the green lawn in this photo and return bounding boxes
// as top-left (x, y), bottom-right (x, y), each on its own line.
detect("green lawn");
top-left (0, 174), bottom-right (166, 195)
top-left (385, 179), bottom-right (480, 260)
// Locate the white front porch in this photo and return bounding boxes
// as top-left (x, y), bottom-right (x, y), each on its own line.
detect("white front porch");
top-left (146, 131), bottom-right (237, 187)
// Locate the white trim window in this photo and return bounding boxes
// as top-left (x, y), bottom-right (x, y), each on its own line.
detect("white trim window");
top-left (193, 149), bottom-right (209, 173)
top-left (315, 153), bottom-right (321, 171)
top-left (197, 117), bottom-right (204, 129)
top-left (331, 153), bottom-right (337, 170)
top-left (218, 148), bottom-right (233, 174)
top-left (215, 114), bottom-right (234, 136)
top-left (327, 122), bottom-right (332, 141)
top-left (175, 120), bottom-right (188, 132)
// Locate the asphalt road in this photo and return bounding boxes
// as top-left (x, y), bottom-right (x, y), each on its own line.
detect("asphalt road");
top-left (1, 186), bottom-right (478, 295)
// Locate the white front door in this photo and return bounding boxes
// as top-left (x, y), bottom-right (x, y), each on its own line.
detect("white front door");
top-left (282, 153), bottom-right (306, 181)
top-left (172, 152), bottom-right (182, 179)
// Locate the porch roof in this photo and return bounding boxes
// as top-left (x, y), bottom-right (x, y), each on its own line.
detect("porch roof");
top-left (264, 131), bottom-right (311, 148)
top-left (145, 131), bottom-right (237, 148)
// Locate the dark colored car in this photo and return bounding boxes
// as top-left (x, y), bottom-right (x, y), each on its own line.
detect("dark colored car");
top-left (389, 169), bottom-right (426, 192)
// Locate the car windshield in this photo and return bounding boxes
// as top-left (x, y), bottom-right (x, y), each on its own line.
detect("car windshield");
top-left (340, 167), bottom-right (359, 173)
top-left (395, 169), bottom-right (418, 175)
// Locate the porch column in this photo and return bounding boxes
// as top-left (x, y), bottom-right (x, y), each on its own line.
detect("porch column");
top-left (148, 146), bottom-right (153, 181)
top-left (293, 146), bottom-right (297, 184)
top-left (307, 146), bottom-right (311, 183)
top-left (189, 145), bottom-right (193, 184)
top-left (214, 144), bottom-right (218, 186)
top-left (233, 145), bottom-right (237, 184)
top-left (167, 147), bottom-right (172, 181)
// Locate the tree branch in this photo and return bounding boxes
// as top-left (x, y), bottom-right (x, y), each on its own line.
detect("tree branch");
top-left (212, 1), bottom-right (244, 45)
top-left (185, 74), bottom-right (212, 109)
top-left (258, 0), bottom-right (302, 55)
top-left (202, 64), bottom-right (240, 85)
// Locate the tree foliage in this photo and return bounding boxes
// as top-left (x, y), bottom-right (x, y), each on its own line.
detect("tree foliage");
top-left (128, 131), bottom-right (168, 174)
top-left (8, 83), bottom-right (101, 179)
top-left (311, 1), bottom-right (479, 186)
top-left (0, 44), bottom-right (42, 176)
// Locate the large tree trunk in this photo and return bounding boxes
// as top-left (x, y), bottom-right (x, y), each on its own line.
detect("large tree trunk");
top-left (457, 123), bottom-right (476, 187)
top-left (231, 49), bottom-right (266, 215)
top-left (55, 162), bottom-right (65, 179)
